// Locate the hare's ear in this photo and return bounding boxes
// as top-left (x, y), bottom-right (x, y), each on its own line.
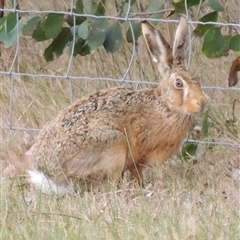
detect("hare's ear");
top-left (172, 16), bottom-right (188, 66)
top-left (141, 21), bottom-right (173, 69)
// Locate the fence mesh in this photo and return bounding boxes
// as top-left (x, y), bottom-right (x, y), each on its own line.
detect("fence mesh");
top-left (1, 1), bottom-right (240, 148)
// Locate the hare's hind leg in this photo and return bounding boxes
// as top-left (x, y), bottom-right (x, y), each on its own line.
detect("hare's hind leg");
top-left (80, 143), bottom-right (128, 189)
top-left (96, 144), bottom-right (127, 185)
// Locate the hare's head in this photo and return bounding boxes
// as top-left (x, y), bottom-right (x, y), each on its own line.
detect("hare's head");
top-left (142, 17), bottom-right (206, 115)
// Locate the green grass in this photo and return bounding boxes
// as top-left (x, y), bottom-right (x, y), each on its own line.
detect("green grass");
top-left (1, 1), bottom-right (240, 239)
top-left (1, 156), bottom-right (240, 239)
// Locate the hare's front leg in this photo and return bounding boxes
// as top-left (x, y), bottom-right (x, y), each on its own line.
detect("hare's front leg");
top-left (128, 163), bottom-right (144, 186)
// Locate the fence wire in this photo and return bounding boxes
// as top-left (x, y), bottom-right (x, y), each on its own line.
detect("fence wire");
top-left (1, 2), bottom-right (240, 148)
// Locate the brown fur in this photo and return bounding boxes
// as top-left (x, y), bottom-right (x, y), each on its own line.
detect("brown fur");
top-left (5, 17), bottom-right (207, 192)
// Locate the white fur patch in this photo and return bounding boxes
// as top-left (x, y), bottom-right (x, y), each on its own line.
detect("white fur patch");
top-left (27, 170), bottom-right (71, 196)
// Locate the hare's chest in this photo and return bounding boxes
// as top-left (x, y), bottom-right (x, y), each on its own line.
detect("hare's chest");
top-left (139, 120), bottom-right (190, 165)
top-left (138, 135), bottom-right (183, 166)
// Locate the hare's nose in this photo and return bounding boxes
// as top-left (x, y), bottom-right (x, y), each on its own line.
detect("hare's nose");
top-left (197, 96), bottom-right (207, 110)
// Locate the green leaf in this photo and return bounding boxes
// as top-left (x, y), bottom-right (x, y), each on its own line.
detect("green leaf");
top-left (207, 0), bottom-right (224, 12)
top-left (78, 42), bottom-right (91, 56)
top-left (22, 16), bottom-right (40, 36)
top-left (194, 11), bottom-right (218, 37)
top-left (65, 0), bottom-right (86, 26)
top-left (76, 0), bottom-right (84, 13)
top-left (6, 13), bottom-right (18, 33)
top-left (5, 16), bottom-right (15, 33)
top-left (122, 2), bottom-right (132, 14)
top-left (70, 38), bottom-right (91, 56)
top-left (146, 1), bottom-right (164, 12)
top-left (103, 22), bottom-right (123, 53)
top-left (224, 35), bottom-right (232, 49)
top-left (95, 0), bottom-right (106, 16)
top-left (0, 17), bottom-right (7, 42)
top-left (84, 1), bottom-right (98, 14)
top-left (88, 30), bottom-right (106, 51)
top-left (201, 111), bottom-right (211, 137)
top-left (87, 18), bottom-right (108, 51)
top-left (67, 16), bottom-right (86, 27)
top-left (78, 20), bottom-right (89, 40)
top-left (126, 22), bottom-right (141, 43)
top-left (147, 1), bottom-right (164, 21)
top-left (41, 13), bottom-right (64, 38)
top-left (44, 28), bottom-right (72, 61)
top-left (229, 35), bottom-right (240, 52)
top-left (188, 0), bottom-right (206, 6)
top-left (180, 143), bottom-right (198, 161)
top-left (90, 18), bottom-right (109, 31)
top-left (71, 39), bottom-right (84, 56)
top-left (173, 0), bottom-right (205, 13)
top-left (0, 13), bottom-right (22, 48)
top-left (3, 19), bottom-right (22, 48)
top-left (32, 22), bottom-right (49, 41)
top-left (202, 27), bottom-right (228, 58)
top-left (0, 15), bottom-right (6, 27)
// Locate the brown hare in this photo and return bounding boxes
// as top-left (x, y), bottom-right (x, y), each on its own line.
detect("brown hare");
top-left (5, 16), bottom-right (206, 195)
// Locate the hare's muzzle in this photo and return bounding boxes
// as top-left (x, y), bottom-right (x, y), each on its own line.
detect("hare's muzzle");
top-left (196, 96), bottom-right (207, 112)
top-left (184, 79), bottom-right (208, 114)
top-left (190, 94), bottom-right (207, 113)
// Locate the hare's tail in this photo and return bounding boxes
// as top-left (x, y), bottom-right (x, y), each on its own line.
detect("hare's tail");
top-left (27, 170), bottom-right (72, 196)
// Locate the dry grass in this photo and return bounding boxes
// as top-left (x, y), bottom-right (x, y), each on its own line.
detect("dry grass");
top-left (1, 1), bottom-right (240, 239)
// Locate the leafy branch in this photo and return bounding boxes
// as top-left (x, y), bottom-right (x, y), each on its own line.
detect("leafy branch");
top-left (0, 0), bottom-right (239, 62)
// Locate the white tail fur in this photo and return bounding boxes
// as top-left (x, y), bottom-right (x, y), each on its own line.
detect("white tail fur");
top-left (27, 170), bottom-right (72, 196)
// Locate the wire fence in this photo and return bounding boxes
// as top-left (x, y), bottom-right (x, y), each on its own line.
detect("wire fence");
top-left (1, 1), bottom-right (240, 148)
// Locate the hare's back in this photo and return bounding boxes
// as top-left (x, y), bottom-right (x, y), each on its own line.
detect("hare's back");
top-left (46, 87), bottom-right (156, 133)
top-left (32, 87), bottom-right (155, 157)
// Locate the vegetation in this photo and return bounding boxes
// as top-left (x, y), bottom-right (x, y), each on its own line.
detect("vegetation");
top-left (0, 0), bottom-right (240, 61)
top-left (0, 0), bottom-right (240, 239)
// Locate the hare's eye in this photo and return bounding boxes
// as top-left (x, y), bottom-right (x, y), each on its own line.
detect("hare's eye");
top-left (175, 78), bottom-right (183, 88)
